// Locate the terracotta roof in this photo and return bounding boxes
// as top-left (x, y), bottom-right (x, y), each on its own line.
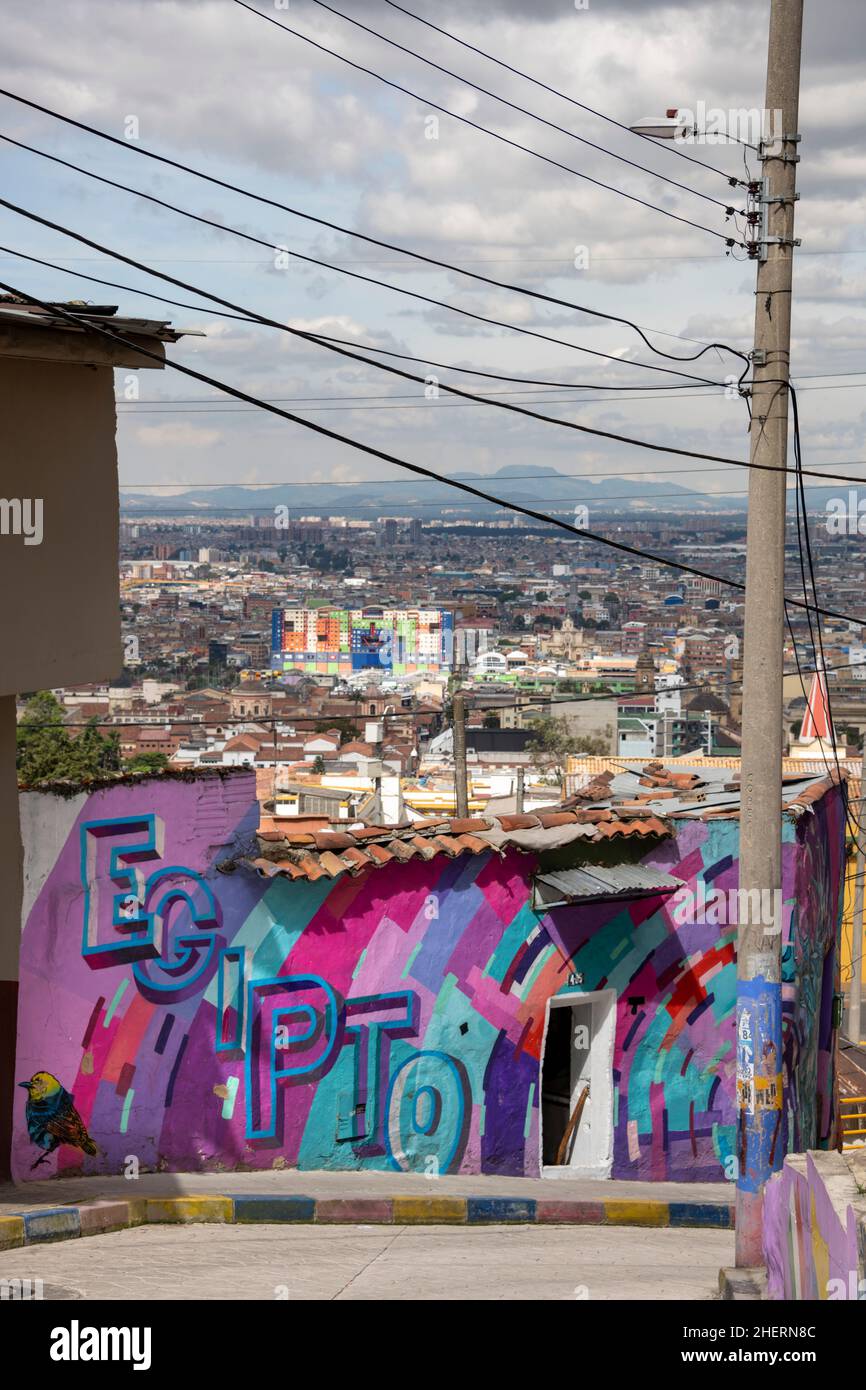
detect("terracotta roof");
top-left (246, 803), bottom-right (670, 882)
top-left (246, 756), bottom-right (846, 883)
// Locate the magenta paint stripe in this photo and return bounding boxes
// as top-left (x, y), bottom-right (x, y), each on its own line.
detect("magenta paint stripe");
top-left (116, 1061), bottom-right (136, 1098)
top-left (81, 997), bottom-right (105, 1049)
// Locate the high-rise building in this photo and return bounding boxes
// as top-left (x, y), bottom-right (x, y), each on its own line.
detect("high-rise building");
top-left (271, 606), bottom-right (453, 675)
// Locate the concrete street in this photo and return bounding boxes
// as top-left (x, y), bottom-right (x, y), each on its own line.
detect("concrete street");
top-left (0, 1222), bottom-right (731, 1300)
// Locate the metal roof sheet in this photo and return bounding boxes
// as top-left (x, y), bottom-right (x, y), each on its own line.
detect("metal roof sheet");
top-left (533, 864), bottom-right (684, 905)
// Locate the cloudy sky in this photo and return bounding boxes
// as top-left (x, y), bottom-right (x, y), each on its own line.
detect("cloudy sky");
top-left (2, 0), bottom-right (865, 507)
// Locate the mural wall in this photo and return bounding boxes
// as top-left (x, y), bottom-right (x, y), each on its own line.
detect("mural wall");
top-left (763, 1150), bottom-right (866, 1300)
top-left (12, 770), bottom-right (845, 1184)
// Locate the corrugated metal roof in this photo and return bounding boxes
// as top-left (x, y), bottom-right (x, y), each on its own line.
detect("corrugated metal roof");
top-left (533, 865), bottom-right (683, 906)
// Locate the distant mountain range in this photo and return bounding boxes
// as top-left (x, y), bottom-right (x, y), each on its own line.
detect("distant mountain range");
top-left (119, 463), bottom-right (840, 519)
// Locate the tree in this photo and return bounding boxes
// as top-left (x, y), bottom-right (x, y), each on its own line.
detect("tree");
top-left (16, 695), bottom-right (122, 785)
top-left (526, 716), bottom-right (610, 786)
top-left (312, 754), bottom-right (326, 774)
top-left (125, 752), bottom-right (170, 774)
top-left (16, 692), bottom-right (73, 784)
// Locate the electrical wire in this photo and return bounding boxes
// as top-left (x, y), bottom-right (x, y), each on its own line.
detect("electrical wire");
top-left (0, 204), bottom-right (762, 468)
top-left (0, 132), bottom-right (748, 373)
top-left (16, 655), bottom-right (864, 729)
top-left (1, 274), bottom-right (862, 626)
top-left (303, 0), bottom-right (738, 212)
top-left (379, 0), bottom-right (745, 185)
top-left (230, 1), bottom-right (743, 247)
top-left (7, 208), bottom-right (866, 493)
top-left (0, 242), bottom-right (730, 393)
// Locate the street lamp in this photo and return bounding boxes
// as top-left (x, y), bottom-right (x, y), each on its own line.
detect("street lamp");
top-left (628, 109), bottom-right (687, 140)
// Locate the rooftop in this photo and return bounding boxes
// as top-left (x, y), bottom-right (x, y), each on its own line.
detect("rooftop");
top-left (247, 760), bottom-right (843, 883)
top-left (0, 298), bottom-right (187, 342)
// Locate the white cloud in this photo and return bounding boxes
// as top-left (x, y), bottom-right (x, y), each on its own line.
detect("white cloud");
top-left (135, 422), bottom-right (223, 448)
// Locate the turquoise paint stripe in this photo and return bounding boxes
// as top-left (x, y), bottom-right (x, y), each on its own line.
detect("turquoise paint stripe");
top-left (702, 1040), bottom-right (733, 1076)
top-left (103, 979), bottom-right (129, 1027)
top-left (479, 1102), bottom-right (486, 1138)
top-left (351, 948), bottom-right (368, 981)
top-left (119, 1088), bottom-right (134, 1133)
top-left (221, 1075), bottom-right (239, 1121)
top-left (434, 972), bottom-right (457, 1012)
top-left (484, 902), bottom-right (542, 983)
top-left (204, 877), bottom-right (332, 1007)
top-left (523, 1082), bottom-right (536, 1139)
top-left (401, 941), bottom-right (423, 981)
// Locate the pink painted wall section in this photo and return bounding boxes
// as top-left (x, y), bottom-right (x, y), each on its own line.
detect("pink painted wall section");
top-left (763, 1151), bottom-right (866, 1300)
top-left (11, 772), bottom-right (846, 1184)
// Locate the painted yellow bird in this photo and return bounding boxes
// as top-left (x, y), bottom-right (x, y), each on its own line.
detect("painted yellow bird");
top-left (19, 1071), bottom-right (98, 1170)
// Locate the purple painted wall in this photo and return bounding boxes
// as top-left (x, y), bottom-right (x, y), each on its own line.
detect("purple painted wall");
top-left (12, 770), bottom-right (846, 1184)
top-left (763, 1151), bottom-right (866, 1299)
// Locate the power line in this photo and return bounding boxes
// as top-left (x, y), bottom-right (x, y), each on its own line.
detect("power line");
top-left (118, 488), bottom-right (757, 507)
top-left (230, 1), bottom-right (743, 247)
top-left (1, 276), bottom-right (862, 627)
top-left (0, 132), bottom-right (746, 374)
top-left (380, 0), bottom-right (744, 186)
top-left (0, 243), bottom-right (738, 394)
top-left (33, 243), bottom-right (866, 401)
top-left (0, 163), bottom-right (733, 389)
top-left (5, 246), bottom-right (865, 265)
top-left (0, 205), bottom-right (761, 469)
top-left (304, 0), bottom-right (738, 213)
top-left (113, 380), bottom-right (866, 413)
top-left (0, 107), bottom-right (745, 364)
top-left (117, 388), bottom-right (718, 408)
top-left (16, 655), bottom-right (866, 732)
top-left (9, 208), bottom-right (866, 494)
top-left (112, 463), bottom-right (866, 485)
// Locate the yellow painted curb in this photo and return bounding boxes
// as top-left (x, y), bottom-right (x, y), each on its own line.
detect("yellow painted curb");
top-left (126, 1198), bottom-right (150, 1227)
top-left (604, 1200), bottom-right (669, 1226)
top-left (0, 1215), bottom-right (25, 1251)
top-left (145, 1196), bottom-right (233, 1224)
top-left (392, 1196), bottom-right (467, 1224)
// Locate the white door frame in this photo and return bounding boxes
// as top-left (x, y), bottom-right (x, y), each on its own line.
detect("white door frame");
top-left (539, 988), bottom-right (616, 1179)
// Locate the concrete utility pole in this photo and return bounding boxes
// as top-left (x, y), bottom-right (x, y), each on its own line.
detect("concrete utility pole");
top-left (736, 0), bottom-right (804, 1267)
top-left (452, 688), bottom-right (469, 818)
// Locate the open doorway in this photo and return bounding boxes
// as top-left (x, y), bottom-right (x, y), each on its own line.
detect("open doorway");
top-left (540, 989), bottom-right (615, 1178)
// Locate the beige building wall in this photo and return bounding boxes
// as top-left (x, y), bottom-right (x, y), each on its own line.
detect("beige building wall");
top-left (0, 312), bottom-right (170, 1177)
top-left (0, 357), bottom-right (122, 693)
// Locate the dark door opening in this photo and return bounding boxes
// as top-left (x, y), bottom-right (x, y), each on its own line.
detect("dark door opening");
top-left (540, 1004), bottom-right (572, 1165)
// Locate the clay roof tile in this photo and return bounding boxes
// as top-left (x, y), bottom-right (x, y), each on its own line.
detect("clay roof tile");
top-left (495, 813), bottom-right (541, 832)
